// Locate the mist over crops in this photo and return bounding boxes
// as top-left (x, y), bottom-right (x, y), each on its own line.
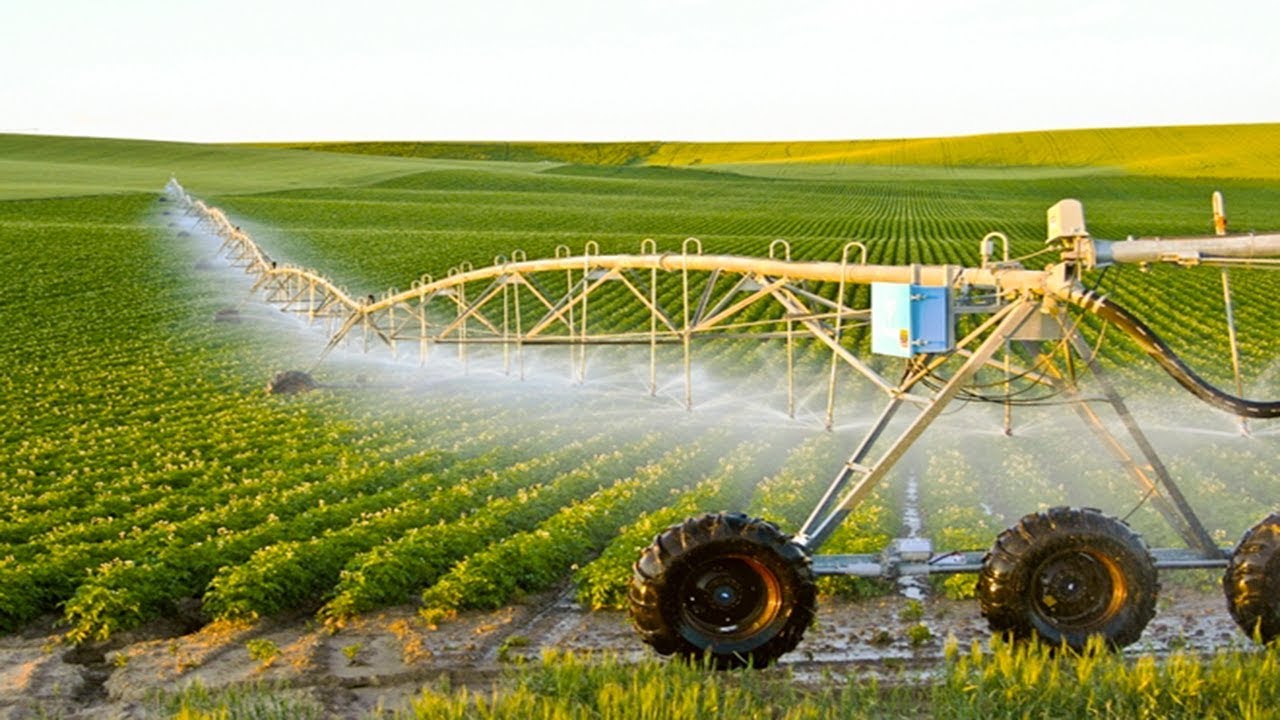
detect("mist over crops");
top-left (4, 127), bottom-right (1280, 664)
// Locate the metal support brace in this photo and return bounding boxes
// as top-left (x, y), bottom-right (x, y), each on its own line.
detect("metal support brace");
top-left (799, 397), bottom-right (905, 537)
top-left (798, 300), bottom-right (1036, 551)
top-left (1064, 334), bottom-right (1222, 557)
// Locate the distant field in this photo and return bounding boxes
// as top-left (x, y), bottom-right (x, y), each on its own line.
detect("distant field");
top-left (266, 123), bottom-right (1280, 179)
top-left (650, 123), bottom-right (1280, 179)
top-left (3, 125), bottom-right (1280, 677)
top-left (0, 134), bottom-right (540, 200)
top-left (256, 140), bottom-right (661, 166)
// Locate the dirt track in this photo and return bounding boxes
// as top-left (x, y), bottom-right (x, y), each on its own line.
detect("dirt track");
top-left (0, 582), bottom-right (1253, 719)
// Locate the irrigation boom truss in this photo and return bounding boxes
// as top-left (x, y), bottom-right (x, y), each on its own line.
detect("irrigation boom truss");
top-left (168, 179), bottom-right (1280, 666)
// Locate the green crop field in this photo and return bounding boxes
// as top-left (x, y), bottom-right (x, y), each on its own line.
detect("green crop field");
top-left (5, 125), bottom-right (1280, 716)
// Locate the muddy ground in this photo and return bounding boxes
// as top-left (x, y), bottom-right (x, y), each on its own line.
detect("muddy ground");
top-left (0, 582), bottom-right (1253, 719)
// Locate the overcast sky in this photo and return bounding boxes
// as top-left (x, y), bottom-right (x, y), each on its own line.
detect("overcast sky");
top-left (3, 0), bottom-right (1278, 143)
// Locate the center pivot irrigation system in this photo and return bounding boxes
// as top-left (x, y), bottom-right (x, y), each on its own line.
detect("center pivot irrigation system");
top-left (167, 179), bottom-right (1280, 667)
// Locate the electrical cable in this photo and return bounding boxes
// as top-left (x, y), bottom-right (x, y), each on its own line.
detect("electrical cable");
top-left (1067, 289), bottom-right (1280, 419)
top-left (1121, 485), bottom-right (1158, 524)
top-left (1006, 245), bottom-right (1061, 266)
top-left (907, 329), bottom-right (1072, 405)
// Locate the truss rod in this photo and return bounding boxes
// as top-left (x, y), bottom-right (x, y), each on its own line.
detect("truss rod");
top-left (798, 300), bottom-right (1035, 551)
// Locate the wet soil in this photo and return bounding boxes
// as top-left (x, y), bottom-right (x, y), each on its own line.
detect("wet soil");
top-left (0, 584), bottom-right (1250, 719)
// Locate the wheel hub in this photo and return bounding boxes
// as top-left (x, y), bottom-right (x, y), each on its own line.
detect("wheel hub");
top-left (680, 555), bottom-right (782, 638)
top-left (711, 582), bottom-right (740, 609)
top-left (1033, 550), bottom-right (1122, 627)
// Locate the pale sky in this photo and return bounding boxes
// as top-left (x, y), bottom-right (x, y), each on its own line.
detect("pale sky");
top-left (4, 0), bottom-right (1278, 143)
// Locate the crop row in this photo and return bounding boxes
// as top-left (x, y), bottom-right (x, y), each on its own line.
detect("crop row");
top-left (60, 427), bottom-right (633, 641)
top-left (418, 439), bottom-right (725, 620)
top-left (307, 431), bottom-right (660, 623)
top-left (205, 432), bottom-right (660, 621)
top-left (7, 149), bottom-right (1280, 649)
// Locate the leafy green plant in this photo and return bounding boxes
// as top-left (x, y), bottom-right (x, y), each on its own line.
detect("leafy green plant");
top-left (906, 623), bottom-right (933, 647)
top-left (245, 638), bottom-right (280, 666)
top-left (900, 599), bottom-right (925, 623)
top-left (496, 635), bottom-right (530, 663)
top-left (341, 643), bottom-right (363, 665)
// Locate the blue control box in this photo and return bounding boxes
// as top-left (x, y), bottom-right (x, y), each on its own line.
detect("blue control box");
top-left (871, 283), bottom-right (954, 357)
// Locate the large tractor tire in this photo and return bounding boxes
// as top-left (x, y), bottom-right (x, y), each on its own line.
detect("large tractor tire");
top-left (977, 506), bottom-right (1158, 651)
top-left (1224, 512), bottom-right (1280, 643)
top-left (629, 512), bottom-right (816, 669)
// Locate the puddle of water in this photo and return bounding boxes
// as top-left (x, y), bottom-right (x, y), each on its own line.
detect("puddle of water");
top-left (896, 475), bottom-right (928, 601)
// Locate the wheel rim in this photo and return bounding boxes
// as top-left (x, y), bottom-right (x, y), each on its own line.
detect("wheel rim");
top-left (1031, 549), bottom-right (1126, 630)
top-left (678, 554), bottom-right (782, 642)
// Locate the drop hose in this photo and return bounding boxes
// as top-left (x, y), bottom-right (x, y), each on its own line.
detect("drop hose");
top-left (1066, 288), bottom-right (1280, 419)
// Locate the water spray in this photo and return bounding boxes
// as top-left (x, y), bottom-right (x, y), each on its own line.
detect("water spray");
top-left (164, 177), bottom-right (1280, 667)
